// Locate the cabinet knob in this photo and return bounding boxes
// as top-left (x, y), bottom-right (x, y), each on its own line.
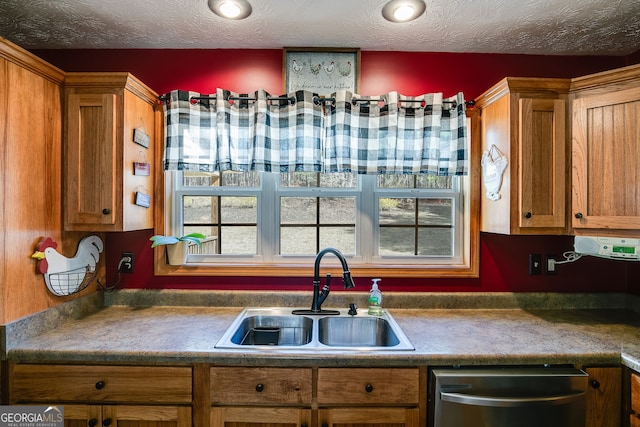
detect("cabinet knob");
top-left (524, 212), bottom-right (532, 219)
top-left (365, 383), bottom-right (374, 393)
top-left (102, 418), bottom-right (112, 427)
top-left (102, 208), bottom-right (110, 215)
top-left (590, 380), bottom-right (600, 389)
top-left (256, 383), bottom-right (264, 392)
top-left (575, 212), bottom-right (583, 219)
top-left (95, 380), bottom-right (105, 390)
top-left (88, 419), bottom-right (98, 427)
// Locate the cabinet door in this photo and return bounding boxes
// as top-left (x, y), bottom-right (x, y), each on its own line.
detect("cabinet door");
top-left (631, 372), bottom-right (640, 427)
top-left (65, 93), bottom-right (117, 228)
top-left (572, 86), bottom-right (640, 230)
top-left (104, 405), bottom-right (192, 427)
top-left (519, 98), bottom-right (566, 228)
top-left (585, 367), bottom-right (621, 427)
top-left (318, 408), bottom-right (419, 427)
top-left (62, 405), bottom-right (190, 427)
top-left (210, 407), bottom-right (311, 427)
top-left (62, 405), bottom-right (102, 427)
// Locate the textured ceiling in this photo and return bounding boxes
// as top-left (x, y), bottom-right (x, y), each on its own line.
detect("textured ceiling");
top-left (1, 0), bottom-right (639, 55)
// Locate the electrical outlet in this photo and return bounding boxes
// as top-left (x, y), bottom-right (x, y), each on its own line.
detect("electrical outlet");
top-left (121, 252), bottom-right (134, 273)
top-left (545, 254), bottom-right (556, 275)
top-left (529, 253), bottom-right (542, 275)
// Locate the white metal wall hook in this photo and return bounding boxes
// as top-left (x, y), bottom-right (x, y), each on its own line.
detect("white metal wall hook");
top-left (481, 145), bottom-right (508, 201)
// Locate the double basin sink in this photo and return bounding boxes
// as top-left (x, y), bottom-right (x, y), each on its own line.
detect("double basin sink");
top-left (215, 307), bottom-right (414, 351)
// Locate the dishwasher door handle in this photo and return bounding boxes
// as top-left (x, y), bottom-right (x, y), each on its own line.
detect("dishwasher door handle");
top-left (440, 391), bottom-right (585, 408)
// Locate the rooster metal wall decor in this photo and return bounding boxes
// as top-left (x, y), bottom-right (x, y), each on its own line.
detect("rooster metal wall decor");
top-left (32, 235), bottom-right (104, 296)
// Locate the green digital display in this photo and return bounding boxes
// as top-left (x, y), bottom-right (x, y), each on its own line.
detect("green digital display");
top-left (613, 246), bottom-right (635, 254)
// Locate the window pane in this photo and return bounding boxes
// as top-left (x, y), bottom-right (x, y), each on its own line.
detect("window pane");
top-left (320, 227), bottom-right (355, 255)
top-left (280, 172), bottom-right (357, 188)
top-left (184, 196), bottom-right (219, 224)
top-left (220, 171), bottom-right (260, 187)
top-left (379, 198), bottom-right (415, 225)
top-left (184, 226), bottom-right (219, 255)
top-left (280, 172), bottom-right (318, 187)
top-left (183, 172), bottom-right (219, 187)
top-left (418, 228), bottom-right (452, 256)
top-left (377, 175), bottom-right (414, 188)
top-left (221, 226), bottom-right (257, 254)
top-left (320, 198), bottom-right (356, 224)
top-left (377, 174), bottom-right (453, 189)
top-left (379, 228), bottom-right (415, 256)
top-left (280, 227), bottom-right (317, 255)
top-left (418, 198), bottom-right (452, 226)
top-left (221, 197), bottom-right (257, 223)
top-left (416, 175), bottom-right (453, 189)
top-left (319, 173), bottom-right (357, 188)
top-left (281, 198), bottom-right (317, 224)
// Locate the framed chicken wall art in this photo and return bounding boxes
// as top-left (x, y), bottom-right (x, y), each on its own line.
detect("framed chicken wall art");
top-left (283, 47), bottom-right (360, 95)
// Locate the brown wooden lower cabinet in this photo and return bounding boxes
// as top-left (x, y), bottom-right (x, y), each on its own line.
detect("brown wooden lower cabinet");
top-left (9, 363), bottom-right (193, 427)
top-left (63, 404), bottom-right (191, 427)
top-left (585, 366), bottom-right (622, 427)
top-left (211, 407), bottom-right (311, 427)
top-left (318, 407), bottom-right (420, 427)
top-left (631, 371), bottom-right (640, 427)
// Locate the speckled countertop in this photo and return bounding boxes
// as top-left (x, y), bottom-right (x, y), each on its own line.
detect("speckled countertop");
top-left (4, 290), bottom-right (640, 370)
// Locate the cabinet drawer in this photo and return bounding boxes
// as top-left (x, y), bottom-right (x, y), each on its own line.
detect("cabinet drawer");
top-left (211, 367), bottom-right (312, 405)
top-left (10, 364), bottom-right (192, 404)
top-left (317, 368), bottom-right (419, 405)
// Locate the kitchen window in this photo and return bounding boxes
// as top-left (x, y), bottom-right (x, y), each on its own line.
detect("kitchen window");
top-left (172, 171), bottom-right (463, 259)
top-left (161, 168), bottom-right (476, 277)
top-left (156, 89), bottom-right (479, 277)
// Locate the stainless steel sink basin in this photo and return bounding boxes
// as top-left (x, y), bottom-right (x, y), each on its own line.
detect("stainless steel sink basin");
top-left (229, 315), bottom-right (313, 346)
top-left (317, 317), bottom-right (400, 347)
top-left (215, 307), bottom-right (414, 351)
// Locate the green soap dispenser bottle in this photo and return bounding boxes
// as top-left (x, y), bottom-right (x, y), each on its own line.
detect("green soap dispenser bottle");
top-left (367, 278), bottom-right (383, 316)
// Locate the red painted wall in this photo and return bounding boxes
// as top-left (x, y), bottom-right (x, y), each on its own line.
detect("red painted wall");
top-left (32, 48), bottom-right (637, 293)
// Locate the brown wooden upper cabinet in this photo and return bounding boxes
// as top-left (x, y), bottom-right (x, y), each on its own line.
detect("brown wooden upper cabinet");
top-left (475, 78), bottom-right (570, 235)
top-left (64, 72), bottom-right (158, 232)
top-left (571, 64), bottom-right (640, 235)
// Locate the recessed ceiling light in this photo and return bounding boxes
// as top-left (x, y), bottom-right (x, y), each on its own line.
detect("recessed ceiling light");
top-left (382, 0), bottom-right (426, 23)
top-left (208, 0), bottom-right (252, 20)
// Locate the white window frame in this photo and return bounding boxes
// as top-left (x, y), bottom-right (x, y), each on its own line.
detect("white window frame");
top-left (156, 114), bottom-right (479, 278)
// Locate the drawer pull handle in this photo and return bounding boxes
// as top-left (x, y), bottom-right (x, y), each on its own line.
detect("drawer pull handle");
top-left (575, 212), bottom-right (583, 219)
top-left (365, 383), bottom-right (374, 393)
top-left (95, 381), bottom-right (105, 390)
top-left (102, 418), bottom-right (112, 427)
top-left (322, 424), bottom-right (328, 427)
top-left (102, 209), bottom-right (110, 215)
top-left (88, 419), bottom-right (98, 427)
top-left (524, 212), bottom-right (532, 218)
top-left (256, 383), bottom-right (264, 392)
top-left (301, 424), bottom-right (308, 427)
top-left (590, 380), bottom-right (600, 389)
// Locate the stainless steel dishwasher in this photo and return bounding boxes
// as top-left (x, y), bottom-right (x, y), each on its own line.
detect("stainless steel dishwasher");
top-left (429, 367), bottom-right (589, 427)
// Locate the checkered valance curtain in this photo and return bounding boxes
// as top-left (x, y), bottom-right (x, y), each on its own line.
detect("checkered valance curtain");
top-left (162, 89), bottom-right (468, 175)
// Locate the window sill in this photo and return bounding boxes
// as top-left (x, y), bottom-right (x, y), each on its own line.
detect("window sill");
top-left (153, 251), bottom-right (480, 278)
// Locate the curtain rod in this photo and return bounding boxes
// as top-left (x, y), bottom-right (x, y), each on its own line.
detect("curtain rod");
top-left (158, 94), bottom-right (475, 108)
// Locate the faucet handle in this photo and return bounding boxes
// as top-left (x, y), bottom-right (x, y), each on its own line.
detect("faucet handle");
top-left (348, 303), bottom-right (358, 316)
